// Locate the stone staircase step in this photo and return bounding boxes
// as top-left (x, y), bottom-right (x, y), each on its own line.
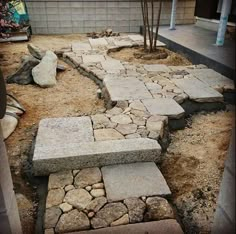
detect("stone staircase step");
top-left (33, 138), bottom-right (161, 176)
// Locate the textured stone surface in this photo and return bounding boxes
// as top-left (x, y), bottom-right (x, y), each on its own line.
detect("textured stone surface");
top-left (92, 183), bottom-right (104, 189)
top-left (146, 118), bottom-right (164, 137)
top-left (90, 189), bottom-right (105, 198)
top-left (101, 60), bottom-right (125, 73)
top-left (55, 209), bottom-right (90, 233)
top-left (59, 203), bottom-right (73, 213)
top-left (72, 42), bottom-right (91, 52)
top-left (124, 198), bottom-right (146, 223)
top-left (110, 114), bottom-right (132, 124)
top-left (89, 38), bottom-right (108, 46)
top-left (116, 124), bottom-right (137, 135)
top-left (94, 129), bottom-right (124, 141)
top-left (173, 77), bottom-right (224, 102)
top-left (125, 133), bottom-right (141, 139)
top-left (48, 171), bottom-right (73, 190)
top-left (102, 162), bottom-right (171, 202)
top-left (91, 114), bottom-right (116, 129)
top-left (106, 107), bottom-right (123, 116)
top-left (64, 189), bottom-right (92, 210)
top-left (82, 55), bottom-right (105, 64)
top-left (44, 207), bottom-right (62, 229)
top-left (129, 100), bottom-right (147, 111)
top-left (86, 197), bottom-right (107, 213)
top-left (142, 98), bottom-right (185, 119)
top-left (144, 64), bottom-right (170, 72)
top-left (111, 214), bottom-right (129, 227)
top-left (104, 77), bottom-right (152, 101)
top-left (46, 188), bottom-right (65, 208)
top-left (74, 168), bottom-right (102, 188)
top-left (91, 217), bottom-right (108, 229)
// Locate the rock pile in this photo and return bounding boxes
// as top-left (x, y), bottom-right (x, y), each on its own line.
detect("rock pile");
top-left (87, 28), bottom-right (120, 39)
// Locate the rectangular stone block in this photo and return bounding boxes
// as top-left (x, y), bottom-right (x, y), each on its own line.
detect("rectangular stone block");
top-left (33, 138), bottom-right (161, 175)
top-left (101, 60), bottom-right (125, 74)
top-left (82, 55), bottom-right (105, 64)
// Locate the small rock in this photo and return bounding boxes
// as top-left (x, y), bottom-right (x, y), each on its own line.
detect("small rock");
top-left (94, 128), bottom-right (124, 141)
top-left (148, 131), bottom-right (160, 140)
top-left (86, 197), bottom-right (107, 212)
top-left (88, 211), bottom-right (95, 218)
top-left (46, 189), bottom-right (65, 208)
top-left (85, 186), bottom-right (92, 191)
top-left (55, 209), bottom-right (90, 233)
top-left (130, 109), bottom-right (150, 118)
top-left (74, 167), bottom-right (102, 188)
top-left (44, 207), bottom-right (62, 229)
top-left (129, 100), bottom-right (146, 111)
top-left (91, 114), bottom-right (116, 129)
top-left (65, 185), bottom-right (75, 192)
top-left (125, 133), bottom-right (141, 139)
top-left (57, 64), bottom-right (66, 72)
top-left (27, 43), bottom-right (45, 59)
top-left (90, 189), bottom-right (105, 198)
top-left (48, 171), bottom-right (73, 190)
top-left (92, 183), bottom-right (104, 189)
top-left (106, 107), bottom-right (123, 116)
top-left (130, 115), bottom-right (146, 126)
top-left (91, 217), bottom-right (108, 229)
top-left (116, 124), bottom-right (137, 135)
top-left (136, 128), bottom-right (149, 138)
top-left (59, 203), bottom-right (73, 213)
top-left (123, 107), bottom-right (131, 114)
top-left (110, 114), bottom-right (132, 124)
top-left (111, 214), bottom-right (129, 226)
top-left (115, 101), bottom-right (128, 109)
top-left (64, 189), bottom-right (92, 210)
top-left (141, 196), bottom-right (146, 201)
top-left (72, 169), bottom-right (80, 176)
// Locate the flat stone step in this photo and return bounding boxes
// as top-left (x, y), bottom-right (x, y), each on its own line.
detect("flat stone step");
top-left (33, 138), bottom-right (161, 176)
top-left (72, 220), bottom-right (183, 234)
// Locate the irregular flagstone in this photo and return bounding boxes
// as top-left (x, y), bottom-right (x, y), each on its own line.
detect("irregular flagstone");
top-left (130, 115), bottom-right (146, 126)
top-left (146, 117), bottom-right (164, 137)
top-left (101, 59), bottom-right (125, 73)
top-left (173, 77), bottom-right (224, 102)
top-left (94, 128), bottom-right (125, 141)
top-left (91, 217), bottom-right (108, 229)
top-left (86, 197), bottom-right (107, 212)
top-left (144, 64), bottom-right (170, 72)
top-left (64, 189), bottom-right (92, 210)
top-left (90, 189), bottom-right (106, 198)
top-left (95, 202), bottom-right (128, 225)
top-left (145, 82), bottom-right (163, 94)
top-left (110, 114), bottom-right (132, 124)
top-left (44, 207), bottom-right (62, 229)
top-left (55, 209), bottom-right (90, 233)
top-left (116, 124), bottom-right (137, 135)
top-left (82, 55), bottom-right (105, 64)
top-left (72, 42), bottom-right (91, 52)
top-left (129, 100), bottom-right (147, 111)
top-left (91, 114), bottom-right (116, 129)
top-left (106, 107), bottom-right (123, 116)
top-left (102, 162), bottom-right (171, 202)
top-left (46, 188), bottom-right (65, 208)
top-left (104, 77), bottom-right (152, 101)
top-left (142, 98), bottom-right (185, 119)
top-left (74, 167), bottom-right (102, 188)
top-left (48, 170), bottom-right (73, 190)
top-left (111, 214), bottom-right (129, 226)
top-left (59, 203), bottom-right (73, 213)
top-left (125, 133), bottom-right (141, 139)
top-left (89, 38), bottom-right (108, 47)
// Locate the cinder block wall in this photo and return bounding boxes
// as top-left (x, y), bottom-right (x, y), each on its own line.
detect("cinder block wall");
top-left (25, 0), bottom-right (196, 34)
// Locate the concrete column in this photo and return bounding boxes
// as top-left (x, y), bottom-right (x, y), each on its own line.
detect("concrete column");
top-left (170, 0), bottom-right (177, 30)
top-left (216, 0), bottom-right (232, 46)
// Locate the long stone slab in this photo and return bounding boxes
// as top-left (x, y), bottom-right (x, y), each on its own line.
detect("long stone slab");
top-left (101, 59), bottom-right (125, 73)
top-left (104, 77), bottom-right (152, 101)
top-left (142, 98), bottom-right (185, 119)
top-left (75, 220), bottom-right (183, 234)
top-left (102, 162), bottom-right (171, 202)
top-left (173, 77), bottom-right (224, 102)
top-left (33, 138), bottom-right (161, 175)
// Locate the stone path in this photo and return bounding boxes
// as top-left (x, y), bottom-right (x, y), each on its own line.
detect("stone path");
top-left (32, 34), bottom-right (235, 234)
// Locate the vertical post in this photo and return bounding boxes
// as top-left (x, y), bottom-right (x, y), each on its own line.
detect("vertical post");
top-left (216, 0), bottom-right (232, 46)
top-left (170, 0), bottom-right (177, 30)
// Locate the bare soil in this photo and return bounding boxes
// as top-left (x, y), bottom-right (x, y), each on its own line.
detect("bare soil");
top-left (0, 35), bottom-right (234, 234)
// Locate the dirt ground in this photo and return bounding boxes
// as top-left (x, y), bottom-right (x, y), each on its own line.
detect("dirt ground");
top-left (0, 35), bottom-right (234, 234)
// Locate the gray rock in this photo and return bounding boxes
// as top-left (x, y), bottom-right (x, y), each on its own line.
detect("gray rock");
top-left (124, 198), bottom-right (146, 223)
top-left (148, 131), bottom-right (160, 140)
top-left (90, 189), bottom-right (105, 198)
top-left (91, 217), bottom-right (108, 229)
top-left (44, 207), bottom-right (62, 229)
top-left (27, 43), bottom-right (45, 59)
top-left (144, 197), bottom-right (174, 221)
top-left (95, 202), bottom-right (128, 225)
top-left (59, 203), bottom-right (73, 213)
top-left (64, 189), bottom-right (92, 210)
top-left (48, 171), bottom-right (73, 190)
top-left (130, 115), bottom-right (146, 126)
top-left (110, 114), bottom-right (132, 124)
top-left (101, 60), bottom-right (125, 73)
top-left (130, 109), bottom-right (150, 118)
top-left (32, 51), bottom-right (57, 88)
top-left (74, 167), bottom-right (102, 188)
top-left (111, 214), bottom-right (129, 226)
top-left (91, 114), bottom-right (116, 129)
top-left (125, 133), bottom-right (141, 139)
top-left (55, 209), bottom-right (90, 233)
top-left (94, 129), bottom-right (124, 141)
top-left (129, 100), bottom-right (146, 111)
top-left (145, 82), bottom-right (162, 94)
top-left (46, 188), bottom-right (65, 208)
top-left (6, 56), bottom-right (39, 85)
top-left (116, 124), bottom-right (137, 135)
top-left (136, 128), bottom-right (149, 138)
top-left (116, 101), bottom-right (128, 109)
top-left (86, 197), bottom-right (107, 212)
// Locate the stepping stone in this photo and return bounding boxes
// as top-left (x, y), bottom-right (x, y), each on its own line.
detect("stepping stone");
top-left (35, 117), bottom-right (94, 148)
top-left (82, 55), bottom-right (105, 64)
top-left (104, 77), bottom-right (152, 101)
top-left (102, 162), bottom-right (171, 202)
top-left (89, 38), bottom-right (108, 47)
top-left (187, 68), bottom-right (235, 91)
top-left (173, 77), bottom-right (224, 102)
top-left (33, 138), bottom-right (161, 176)
top-left (101, 60), bottom-right (125, 73)
top-left (72, 42), bottom-right (91, 52)
top-left (142, 98), bottom-right (185, 119)
top-left (144, 64), bottom-right (170, 72)
top-left (77, 219), bottom-right (183, 234)
top-left (113, 40), bottom-right (132, 47)
top-left (128, 34), bottom-right (144, 41)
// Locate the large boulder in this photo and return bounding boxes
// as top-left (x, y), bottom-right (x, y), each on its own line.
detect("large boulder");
top-left (32, 51), bottom-right (57, 88)
top-left (6, 55), bottom-right (39, 85)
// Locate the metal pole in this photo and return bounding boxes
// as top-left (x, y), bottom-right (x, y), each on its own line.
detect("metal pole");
top-left (216, 0), bottom-right (232, 46)
top-left (170, 0), bottom-right (177, 30)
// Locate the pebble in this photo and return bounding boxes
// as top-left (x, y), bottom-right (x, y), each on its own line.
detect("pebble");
top-left (90, 189), bottom-right (105, 198)
top-left (59, 203), bottom-right (73, 213)
top-left (92, 183), bottom-right (104, 189)
top-left (65, 185), bottom-right (75, 192)
top-left (85, 186), bottom-right (92, 191)
top-left (88, 211), bottom-right (95, 218)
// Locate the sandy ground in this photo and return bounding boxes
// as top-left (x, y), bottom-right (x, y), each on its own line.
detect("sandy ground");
top-left (0, 35), bottom-right (234, 234)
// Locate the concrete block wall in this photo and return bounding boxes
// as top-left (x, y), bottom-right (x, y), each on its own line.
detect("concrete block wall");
top-left (25, 0), bottom-right (196, 34)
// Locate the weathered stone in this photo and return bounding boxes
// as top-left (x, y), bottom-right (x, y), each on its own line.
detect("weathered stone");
top-left (145, 82), bottom-right (162, 94)
top-left (102, 162), bottom-right (171, 202)
top-left (86, 197), bottom-right (107, 212)
top-left (136, 128), bottom-right (149, 138)
top-left (89, 38), bottom-right (108, 47)
top-left (85, 186), bottom-right (92, 191)
top-left (116, 101), bottom-right (129, 109)
top-left (144, 197), bottom-right (174, 221)
top-left (111, 214), bottom-right (129, 226)
top-left (148, 115), bottom-right (168, 124)
top-left (64, 189), bottom-right (92, 210)
top-left (65, 185), bottom-right (75, 192)
top-left (130, 115), bottom-right (146, 126)
top-left (55, 209), bottom-right (90, 233)
top-left (74, 167), bottom-right (102, 188)
top-left (72, 169), bottom-right (80, 176)
top-left (92, 183), bottom-right (104, 189)
top-left (129, 100), bottom-right (147, 111)
top-left (91, 217), bottom-right (108, 229)
top-left (46, 188), bottom-right (65, 208)
top-left (91, 114), bottom-right (116, 129)
top-left (94, 129), bottom-right (124, 141)
top-left (144, 64), bottom-right (170, 72)
top-left (125, 133), bottom-right (141, 139)
top-left (59, 203), bottom-right (73, 213)
top-left (146, 118), bottom-right (164, 138)
top-left (90, 189), bottom-right (105, 198)
top-left (72, 42), bottom-right (92, 52)
top-left (101, 60), bottom-right (125, 73)
top-left (110, 114), bottom-right (132, 124)
top-left (44, 228), bottom-right (54, 234)
top-left (174, 93), bottom-right (188, 104)
top-left (116, 124), bottom-right (137, 135)
top-left (1, 113), bottom-right (19, 140)
top-left (6, 55), bottom-right (39, 85)
top-left (95, 202), bottom-right (128, 225)
top-left (106, 107), bottom-right (123, 116)
top-left (130, 109), bottom-right (150, 118)
top-left (27, 43), bottom-right (45, 59)
top-left (44, 207), bottom-right (62, 229)
top-left (124, 198), bottom-right (146, 223)
top-left (82, 55), bottom-right (105, 64)
top-left (148, 131), bottom-right (160, 140)
top-left (88, 211), bottom-right (95, 218)
top-left (32, 51), bottom-right (57, 88)
top-left (48, 171), bottom-right (73, 190)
